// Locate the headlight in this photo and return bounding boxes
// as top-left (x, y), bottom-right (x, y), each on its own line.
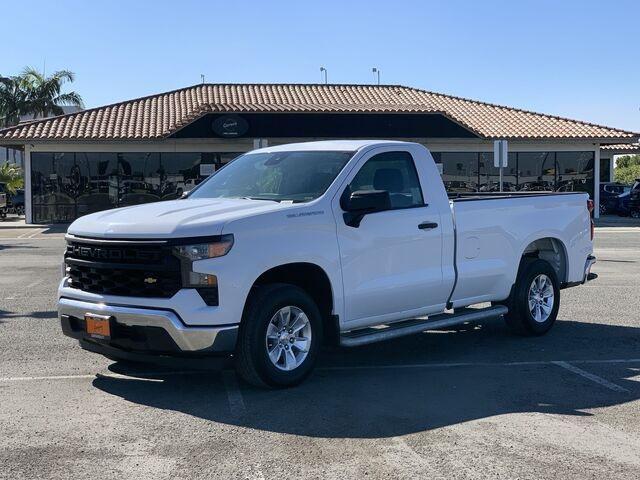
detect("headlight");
top-left (173, 234), bottom-right (234, 261)
top-left (172, 235), bottom-right (233, 305)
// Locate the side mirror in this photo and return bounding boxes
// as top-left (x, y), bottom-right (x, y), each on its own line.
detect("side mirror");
top-left (341, 189), bottom-right (391, 227)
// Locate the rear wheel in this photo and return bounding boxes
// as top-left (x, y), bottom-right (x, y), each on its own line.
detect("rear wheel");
top-left (235, 283), bottom-right (323, 388)
top-left (502, 258), bottom-right (560, 336)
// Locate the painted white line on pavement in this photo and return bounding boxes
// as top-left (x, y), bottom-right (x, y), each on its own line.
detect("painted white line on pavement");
top-left (0, 237), bottom-right (63, 240)
top-left (25, 279), bottom-right (43, 289)
top-left (1, 373), bottom-right (96, 382)
top-left (1, 359), bottom-right (639, 383)
top-left (595, 227), bottom-right (640, 232)
top-left (27, 229), bottom-right (45, 238)
top-left (553, 361), bottom-right (629, 393)
top-left (222, 370), bottom-right (246, 417)
top-left (0, 370), bottom-right (202, 383)
top-left (320, 358), bottom-right (640, 371)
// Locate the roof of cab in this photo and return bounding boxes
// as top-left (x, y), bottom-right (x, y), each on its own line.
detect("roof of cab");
top-left (255, 139), bottom-right (411, 153)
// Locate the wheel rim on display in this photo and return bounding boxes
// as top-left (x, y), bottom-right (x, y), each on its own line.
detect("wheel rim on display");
top-left (528, 274), bottom-right (555, 323)
top-left (265, 306), bottom-right (312, 371)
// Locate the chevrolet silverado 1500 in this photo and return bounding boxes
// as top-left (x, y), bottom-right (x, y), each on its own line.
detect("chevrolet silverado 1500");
top-left (59, 140), bottom-right (596, 387)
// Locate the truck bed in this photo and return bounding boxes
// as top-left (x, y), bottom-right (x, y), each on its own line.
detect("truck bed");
top-left (447, 190), bottom-right (591, 308)
top-left (449, 191), bottom-right (589, 202)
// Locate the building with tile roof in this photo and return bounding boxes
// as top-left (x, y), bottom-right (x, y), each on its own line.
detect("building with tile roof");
top-left (0, 83), bottom-right (637, 222)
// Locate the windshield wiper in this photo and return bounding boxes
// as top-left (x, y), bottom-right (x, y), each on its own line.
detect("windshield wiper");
top-left (241, 196), bottom-right (281, 202)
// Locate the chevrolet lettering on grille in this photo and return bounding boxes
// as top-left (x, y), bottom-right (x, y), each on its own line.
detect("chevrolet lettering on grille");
top-left (67, 244), bottom-right (161, 262)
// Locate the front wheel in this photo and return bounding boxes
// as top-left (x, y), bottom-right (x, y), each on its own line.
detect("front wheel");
top-left (235, 283), bottom-right (323, 388)
top-left (502, 258), bottom-right (560, 336)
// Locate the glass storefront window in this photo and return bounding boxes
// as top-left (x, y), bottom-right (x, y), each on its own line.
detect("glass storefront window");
top-left (117, 153), bottom-right (162, 207)
top-left (556, 152), bottom-right (594, 198)
top-left (479, 152), bottom-right (518, 192)
top-left (431, 150), bottom-right (595, 198)
top-left (30, 151), bottom-right (244, 223)
top-left (439, 152), bottom-right (479, 192)
top-left (516, 152), bottom-right (556, 192)
top-left (30, 149), bottom-right (596, 223)
top-left (75, 152), bottom-right (119, 217)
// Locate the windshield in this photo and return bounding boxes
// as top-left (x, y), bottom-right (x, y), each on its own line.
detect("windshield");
top-left (189, 150), bottom-right (354, 203)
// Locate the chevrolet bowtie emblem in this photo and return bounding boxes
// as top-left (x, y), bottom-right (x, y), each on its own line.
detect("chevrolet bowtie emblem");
top-left (144, 277), bottom-right (158, 284)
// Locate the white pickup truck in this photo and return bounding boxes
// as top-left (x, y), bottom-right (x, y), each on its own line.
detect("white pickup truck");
top-left (59, 140), bottom-right (597, 387)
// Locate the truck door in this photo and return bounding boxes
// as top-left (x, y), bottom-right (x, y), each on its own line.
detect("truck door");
top-left (333, 148), bottom-right (447, 328)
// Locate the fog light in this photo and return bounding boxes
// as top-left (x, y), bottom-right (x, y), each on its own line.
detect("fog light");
top-left (188, 272), bottom-right (218, 287)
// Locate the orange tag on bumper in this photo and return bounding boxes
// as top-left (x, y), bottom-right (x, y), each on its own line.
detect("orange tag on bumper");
top-left (85, 314), bottom-right (111, 338)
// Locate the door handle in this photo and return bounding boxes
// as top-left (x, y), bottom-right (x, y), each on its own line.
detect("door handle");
top-left (418, 221), bottom-right (438, 230)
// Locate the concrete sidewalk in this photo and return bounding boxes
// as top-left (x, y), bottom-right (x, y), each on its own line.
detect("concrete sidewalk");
top-left (595, 215), bottom-right (640, 228)
top-left (0, 217), bottom-right (68, 230)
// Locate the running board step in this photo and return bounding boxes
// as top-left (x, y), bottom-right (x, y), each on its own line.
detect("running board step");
top-left (339, 305), bottom-right (508, 348)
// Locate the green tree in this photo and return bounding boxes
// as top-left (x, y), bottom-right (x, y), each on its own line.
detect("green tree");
top-left (614, 154), bottom-right (640, 185)
top-left (0, 76), bottom-right (27, 128)
top-left (616, 154), bottom-right (640, 169)
top-left (0, 162), bottom-right (23, 194)
top-left (0, 67), bottom-right (84, 128)
top-left (615, 164), bottom-right (640, 185)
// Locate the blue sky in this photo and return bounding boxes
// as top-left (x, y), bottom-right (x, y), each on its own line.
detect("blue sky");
top-left (3, 0), bottom-right (639, 132)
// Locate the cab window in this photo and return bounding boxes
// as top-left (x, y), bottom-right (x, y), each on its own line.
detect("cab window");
top-left (349, 151), bottom-right (424, 209)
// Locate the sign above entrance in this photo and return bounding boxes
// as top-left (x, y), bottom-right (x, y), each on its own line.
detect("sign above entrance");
top-left (212, 115), bottom-right (249, 137)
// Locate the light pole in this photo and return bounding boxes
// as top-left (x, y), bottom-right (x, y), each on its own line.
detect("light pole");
top-left (372, 67), bottom-right (380, 85)
top-left (320, 67), bottom-right (327, 84)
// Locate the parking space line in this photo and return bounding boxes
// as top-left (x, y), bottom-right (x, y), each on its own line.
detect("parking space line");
top-left (29, 229), bottom-right (46, 238)
top-left (0, 370), bottom-right (201, 383)
top-left (320, 358), bottom-right (640, 371)
top-left (1, 359), bottom-right (638, 384)
top-left (553, 361), bottom-right (629, 393)
top-left (222, 370), bottom-right (246, 417)
top-left (25, 279), bottom-right (43, 289)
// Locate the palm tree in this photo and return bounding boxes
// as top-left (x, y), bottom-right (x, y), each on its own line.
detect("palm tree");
top-left (0, 76), bottom-right (27, 128)
top-left (18, 67), bottom-right (84, 119)
top-left (0, 162), bottom-right (23, 194)
top-left (0, 67), bottom-right (84, 128)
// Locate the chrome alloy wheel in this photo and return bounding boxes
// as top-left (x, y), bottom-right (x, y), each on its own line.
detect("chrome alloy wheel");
top-left (265, 306), bottom-right (312, 371)
top-left (528, 274), bottom-right (555, 323)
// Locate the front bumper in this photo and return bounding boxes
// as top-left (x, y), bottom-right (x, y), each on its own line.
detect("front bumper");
top-left (59, 297), bottom-right (238, 356)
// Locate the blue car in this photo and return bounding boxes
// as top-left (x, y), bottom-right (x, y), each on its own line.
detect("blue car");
top-left (599, 182), bottom-right (629, 215)
top-left (628, 180), bottom-right (640, 218)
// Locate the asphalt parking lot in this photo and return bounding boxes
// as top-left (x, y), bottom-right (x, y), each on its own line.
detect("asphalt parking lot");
top-left (1, 226), bottom-right (639, 479)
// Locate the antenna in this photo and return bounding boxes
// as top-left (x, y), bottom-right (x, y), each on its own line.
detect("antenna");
top-left (372, 67), bottom-right (380, 85)
top-left (320, 66), bottom-right (327, 84)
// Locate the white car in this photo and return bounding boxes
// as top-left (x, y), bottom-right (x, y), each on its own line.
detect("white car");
top-left (59, 140), bottom-right (596, 387)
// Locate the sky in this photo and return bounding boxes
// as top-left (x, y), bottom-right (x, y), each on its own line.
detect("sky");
top-left (2, 0), bottom-right (639, 132)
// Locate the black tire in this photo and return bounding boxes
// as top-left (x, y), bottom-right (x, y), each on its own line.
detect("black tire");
top-left (502, 258), bottom-right (560, 336)
top-left (235, 283), bottom-right (323, 388)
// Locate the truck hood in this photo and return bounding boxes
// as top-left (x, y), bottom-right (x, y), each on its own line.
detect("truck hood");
top-left (67, 198), bottom-right (289, 239)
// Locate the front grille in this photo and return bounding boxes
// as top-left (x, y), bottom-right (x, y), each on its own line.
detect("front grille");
top-left (65, 238), bottom-right (182, 298)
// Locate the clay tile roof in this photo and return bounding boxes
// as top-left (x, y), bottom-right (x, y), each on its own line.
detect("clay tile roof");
top-left (0, 83), bottom-right (637, 142)
top-left (601, 143), bottom-right (640, 152)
